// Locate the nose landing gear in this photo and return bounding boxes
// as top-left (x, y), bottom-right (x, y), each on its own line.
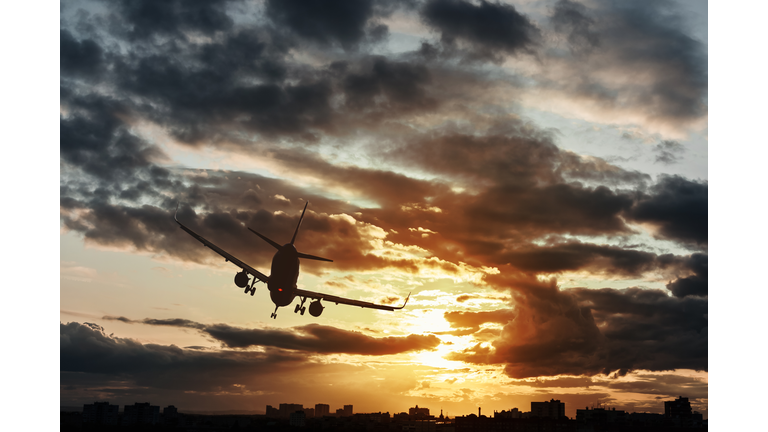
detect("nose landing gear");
top-left (270, 305), bottom-right (279, 319)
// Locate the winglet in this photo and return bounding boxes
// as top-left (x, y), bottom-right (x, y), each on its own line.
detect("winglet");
top-left (290, 201), bottom-right (309, 245)
top-left (394, 292), bottom-right (411, 310)
top-left (174, 202), bottom-right (180, 222)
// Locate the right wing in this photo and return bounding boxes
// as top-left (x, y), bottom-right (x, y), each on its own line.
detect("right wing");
top-left (174, 209), bottom-right (269, 284)
top-left (294, 289), bottom-right (410, 311)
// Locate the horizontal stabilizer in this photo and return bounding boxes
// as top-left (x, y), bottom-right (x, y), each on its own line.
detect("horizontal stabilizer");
top-left (297, 252), bottom-right (333, 262)
top-left (248, 227), bottom-right (282, 250)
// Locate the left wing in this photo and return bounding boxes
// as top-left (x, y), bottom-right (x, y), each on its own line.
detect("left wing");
top-left (174, 207), bottom-right (269, 284)
top-left (295, 289), bottom-right (410, 311)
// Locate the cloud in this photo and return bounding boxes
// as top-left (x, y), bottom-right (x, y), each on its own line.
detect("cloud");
top-left (654, 140), bottom-right (686, 165)
top-left (60, 30), bottom-right (105, 78)
top-left (103, 0), bottom-right (236, 40)
top-left (550, 0), bottom-right (600, 54)
top-left (265, 0), bottom-right (382, 49)
top-left (102, 317), bottom-right (441, 355)
top-left (628, 175), bottom-right (708, 247)
top-left (444, 274), bottom-right (707, 378)
top-left (421, 0), bottom-right (539, 61)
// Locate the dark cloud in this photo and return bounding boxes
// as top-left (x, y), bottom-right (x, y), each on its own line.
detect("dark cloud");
top-left (421, 0), bottom-right (539, 61)
top-left (543, 1), bottom-right (707, 126)
top-left (266, 0), bottom-right (375, 49)
top-left (445, 275), bottom-right (707, 378)
top-left (666, 253), bottom-right (707, 298)
top-left (60, 93), bottom-right (164, 182)
top-left (105, 0), bottom-right (235, 40)
top-left (628, 175), bottom-right (707, 246)
top-left (103, 317), bottom-right (440, 355)
top-left (60, 30), bottom-right (104, 78)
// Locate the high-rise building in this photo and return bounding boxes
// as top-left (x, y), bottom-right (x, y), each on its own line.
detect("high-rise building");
top-left (163, 405), bottom-right (179, 424)
top-left (279, 403), bottom-right (304, 418)
top-left (344, 405), bottom-right (353, 417)
top-left (303, 408), bottom-right (315, 418)
top-left (266, 405), bottom-right (279, 417)
top-left (665, 396), bottom-right (692, 418)
top-left (290, 411), bottom-right (306, 427)
top-left (82, 402), bottom-right (119, 425)
top-left (531, 399), bottom-right (565, 419)
top-left (315, 404), bottom-right (330, 417)
top-left (123, 402), bottom-right (160, 425)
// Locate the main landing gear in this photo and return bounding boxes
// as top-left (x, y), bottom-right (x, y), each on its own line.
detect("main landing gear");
top-left (271, 305), bottom-right (279, 319)
top-left (243, 276), bottom-right (258, 296)
top-left (294, 297), bottom-right (308, 315)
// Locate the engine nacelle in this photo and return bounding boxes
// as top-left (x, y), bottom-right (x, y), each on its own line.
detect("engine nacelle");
top-left (308, 300), bottom-right (324, 317)
top-left (234, 271), bottom-right (249, 288)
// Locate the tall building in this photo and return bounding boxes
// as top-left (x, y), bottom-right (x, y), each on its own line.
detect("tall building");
top-left (279, 403), bottom-right (304, 418)
top-left (665, 396), bottom-right (692, 418)
top-left (315, 403), bottom-right (330, 417)
top-left (289, 411), bottom-right (306, 427)
top-left (82, 402), bottom-right (119, 425)
top-left (531, 399), bottom-right (565, 419)
top-left (343, 405), bottom-right (353, 417)
top-left (266, 405), bottom-right (279, 417)
top-left (410, 405), bottom-right (430, 416)
top-left (303, 408), bottom-right (315, 418)
top-left (163, 405), bottom-right (179, 424)
top-left (123, 402), bottom-right (160, 425)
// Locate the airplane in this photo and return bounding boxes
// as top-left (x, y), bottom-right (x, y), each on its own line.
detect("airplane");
top-left (174, 202), bottom-right (410, 319)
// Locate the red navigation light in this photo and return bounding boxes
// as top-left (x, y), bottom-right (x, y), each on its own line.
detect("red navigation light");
top-left (278, 288), bottom-right (282, 291)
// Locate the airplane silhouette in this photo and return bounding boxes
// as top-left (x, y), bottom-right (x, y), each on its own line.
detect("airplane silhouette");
top-left (174, 202), bottom-right (409, 319)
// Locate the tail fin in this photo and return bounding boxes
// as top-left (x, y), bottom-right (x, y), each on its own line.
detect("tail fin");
top-left (290, 201), bottom-right (309, 245)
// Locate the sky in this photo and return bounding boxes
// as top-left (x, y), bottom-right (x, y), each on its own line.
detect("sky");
top-left (53, 0), bottom-right (720, 420)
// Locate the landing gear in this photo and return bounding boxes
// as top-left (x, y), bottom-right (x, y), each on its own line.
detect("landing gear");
top-left (294, 297), bottom-right (308, 315)
top-left (244, 277), bottom-right (258, 296)
top-left (271, 305), bottom-right (279, 319)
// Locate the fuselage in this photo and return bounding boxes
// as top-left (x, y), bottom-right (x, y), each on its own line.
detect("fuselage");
top-left (267, 244), bottom-right (300, 306)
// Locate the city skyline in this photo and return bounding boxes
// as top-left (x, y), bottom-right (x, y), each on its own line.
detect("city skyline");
top-left (59, 0), bottom-right (709, 421)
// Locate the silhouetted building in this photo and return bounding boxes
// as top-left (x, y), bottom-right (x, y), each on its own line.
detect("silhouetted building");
top-left (303, 407), bottom-right (315, 418)
top-left (344, 404), bottom-right (353, 416)
top-left (576, 406), bottom-right (628, 429)
top-left (410, 405), bottom-right (430, 417)
top-left (290, 410), bottom-right (306, 427)
top-left (495, 407), bottom-right (523, 419)
top-left (531, 398), bottom-right (565, 418)
top-left (82, 401), bottom-right (119, 425)
top-left (163, 405), bottom-right (179, 425)
top-left (665, 396), bottom-right (692, 418)
top-left (266, 405), bottom-right (279, 417)
top-left (336, 408), bottom-right (345, 416)
top-left (123, 402), bottom-right (160, 425)
top-left (279, 403), bottom-right (304, 418)
top-left (315, 403), bottom-right (330, 417)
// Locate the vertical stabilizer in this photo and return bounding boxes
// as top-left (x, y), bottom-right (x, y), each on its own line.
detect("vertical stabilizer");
top-left (291, 201), bottom-right (309, 245)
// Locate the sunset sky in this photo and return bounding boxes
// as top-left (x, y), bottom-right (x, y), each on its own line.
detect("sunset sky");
top-left (55, 0), bottom-right (717, 419)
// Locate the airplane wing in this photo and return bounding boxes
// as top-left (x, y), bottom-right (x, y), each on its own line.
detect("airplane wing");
top-left (174, 210), bottom-right (269, 284)
top-left (294, 288), bottom-right (410, 311)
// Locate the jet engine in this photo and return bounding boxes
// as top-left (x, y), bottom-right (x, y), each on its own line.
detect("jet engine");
top-left (234, 271), bottom-right (249, 288)
top-left (308, 300), bottom-right (324, 317)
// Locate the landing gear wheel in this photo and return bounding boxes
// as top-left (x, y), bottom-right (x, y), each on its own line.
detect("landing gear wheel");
top-left (270, 313), bottom-right (276, 319)
top-left (294, 304), bottom-right (301, 313)
top-left (250, 289), bottom-right (255, 296)
top-left (244, 287), bottom-right (250, 294)
top-left (300, 307), bottom-right (306, 315)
